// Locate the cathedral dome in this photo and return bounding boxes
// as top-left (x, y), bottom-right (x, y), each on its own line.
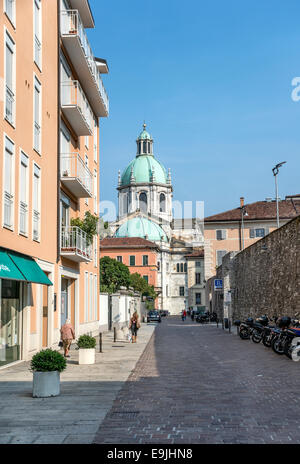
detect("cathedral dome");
top-left (115, 217), bottom-right (168, 242)
top-left (120, 155), bottom-right (167, 186)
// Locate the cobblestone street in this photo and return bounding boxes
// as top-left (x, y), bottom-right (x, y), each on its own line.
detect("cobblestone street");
top-left (94, 316), bottom-right (300, 444)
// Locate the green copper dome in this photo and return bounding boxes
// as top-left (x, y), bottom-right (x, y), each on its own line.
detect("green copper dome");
top-left (121, 155), bottom-right (167, 186)
top-left (115, 217), bottom-right (168, 242)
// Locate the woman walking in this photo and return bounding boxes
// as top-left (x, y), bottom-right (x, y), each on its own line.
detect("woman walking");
top-left (129, 312), bottom-right (140, 343)
top-left (60, 319), bottom-right (75, 357)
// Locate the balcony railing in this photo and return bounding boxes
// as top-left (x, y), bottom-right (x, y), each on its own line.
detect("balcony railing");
top-left (60, 152), bottom-right (93, 198)
top-left (61, 226), bottom-right (92, 262)
top-left (61, 80), bottom-right (93, 135)
top-left (60, 9), bottom-right (109, 117)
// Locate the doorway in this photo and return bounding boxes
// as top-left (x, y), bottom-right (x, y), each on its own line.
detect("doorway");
top-left (61, 278), bottom-right (68, 326)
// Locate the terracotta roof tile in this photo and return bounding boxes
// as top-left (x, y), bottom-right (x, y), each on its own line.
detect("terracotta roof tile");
top-left (100, 237), bottom-right (159, 249)
top-left (205, 198), bottom-right (300, 223)
top-left (185, 249), bottom-right (204, 258)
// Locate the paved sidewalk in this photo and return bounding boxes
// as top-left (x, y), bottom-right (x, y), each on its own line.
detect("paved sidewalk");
top-left (0, 323), bottom-right (156, 444)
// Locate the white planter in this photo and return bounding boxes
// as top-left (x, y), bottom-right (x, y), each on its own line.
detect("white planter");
top-left (32, 371), bottom-right (60, 398)
top-left (78, 348), bottom-right (95, 365)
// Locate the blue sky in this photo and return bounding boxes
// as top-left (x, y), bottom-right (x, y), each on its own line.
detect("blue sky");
top-left (88, 0), bottom-right (300, 218)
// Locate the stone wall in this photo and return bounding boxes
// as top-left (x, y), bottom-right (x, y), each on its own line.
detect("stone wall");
top-left (209, 216), bottom-right (300, 323)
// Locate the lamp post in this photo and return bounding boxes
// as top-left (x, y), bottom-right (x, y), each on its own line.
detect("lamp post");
top-left (272, 162), bottom-right (286, 229)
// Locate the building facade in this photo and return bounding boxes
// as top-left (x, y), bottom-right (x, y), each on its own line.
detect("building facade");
top-left (0, 0), bottom-right (109, 368)
top-left (204, 195), bottom-right (300, 280)
top-left (106, 124), bottom-right (205, 315)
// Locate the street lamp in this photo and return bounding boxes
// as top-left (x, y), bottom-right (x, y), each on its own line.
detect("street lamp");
top-left (272, 161), bottom-right (287, 228)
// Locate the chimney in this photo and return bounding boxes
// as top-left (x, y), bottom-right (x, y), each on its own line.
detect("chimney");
top-left (240, 197), bottom-right (244, 207)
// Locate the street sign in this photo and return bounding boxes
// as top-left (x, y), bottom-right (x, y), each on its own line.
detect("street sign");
top-left (214, 279), bottom-right (223, 290)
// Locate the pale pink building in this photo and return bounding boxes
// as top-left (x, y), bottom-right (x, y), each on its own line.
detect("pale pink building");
top-left (0, 0), bottom-right (109, 368)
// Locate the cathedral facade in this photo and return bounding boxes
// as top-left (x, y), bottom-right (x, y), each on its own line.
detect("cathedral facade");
top-left (108, 124), bottom-right (205, 315)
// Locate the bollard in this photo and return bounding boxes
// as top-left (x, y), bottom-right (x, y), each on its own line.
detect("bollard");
top-left (99, 332), bottom-right (103, 353)
top-left (113, 326), bottom-right (116, 343)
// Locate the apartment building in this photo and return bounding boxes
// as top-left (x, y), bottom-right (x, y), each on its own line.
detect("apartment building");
top-left (0, 0), bottom-right (109, 368)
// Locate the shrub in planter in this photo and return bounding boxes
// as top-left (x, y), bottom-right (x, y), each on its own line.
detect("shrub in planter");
top-left (76, 334), bottom-right (96, 349)
top-left (30, 349), bottom-right (66, 398)
top-left (76, 334), bottom-right (96, 365)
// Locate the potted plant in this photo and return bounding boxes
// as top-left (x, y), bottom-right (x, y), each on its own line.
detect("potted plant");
top-left (30, 348), bottom-right (66, 398)
top-left (77, 334), bottom-right (96, 365)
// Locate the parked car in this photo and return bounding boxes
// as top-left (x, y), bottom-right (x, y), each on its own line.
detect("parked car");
top-left (147, 311), bottom-right (162, 323)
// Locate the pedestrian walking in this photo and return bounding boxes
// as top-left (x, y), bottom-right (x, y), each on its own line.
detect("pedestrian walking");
top-left (60, 319), bottom-right (75, 358)
top-left (191, 310), bottom-right (195, 322)
top-left (129, 312), bottom-right (141, 343)
top-left (182, 309), bottom-right (187, 321)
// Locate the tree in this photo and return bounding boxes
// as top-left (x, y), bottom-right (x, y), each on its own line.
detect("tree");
top-left (129, 273), bottom-right (157, 300)
top-left (100, 256), bottom-right (131, 293)
top-left (70, 211), bottom-right (98, 245)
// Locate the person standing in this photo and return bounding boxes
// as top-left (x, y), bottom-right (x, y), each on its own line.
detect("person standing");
top-left (129, 312), bottom-right (141, 343)
top-left (60, 319), bottom-right (75, 358)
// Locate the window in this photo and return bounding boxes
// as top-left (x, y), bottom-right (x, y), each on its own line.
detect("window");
top-left (94, 169), bottom-right (97, 214)
top-left (179, 286), bottom-right (185, 296)
top-left (184, 263), bottom-right (187, 273)
top-left (33, 164), bottom-right (41, 241)
top-left (159, 193), bottom-right (166, 212)
top-left (85, 135), bottom-right (89, 149)
top-left (195, 261), bottom-right (201, 268)
top-left (60, 191), bottom-right (70, 227)
top-left (195, 273), bottom-right (201, 284)
top-left (157, 261), bottom-right (160, 271)
top-left (139, 192), bottom-right (147, 214)
top-left (216, 250), bottom-right (227, 266)
top-left (34, 0), bottom-right (42, 68)
top-left (143, 255), bottom-right (148, 266)
top-left (195, 293), bottom-right (201, 305)
top-left (216, 229), bottom-right (227, 240)
top-left (166, 285), bottom-right (168, 297)
top-left (34, 76), bottom-right (41, 153)
top-left (89, 273), bottom-right (93, 321)
top-left (130, 255), bottom-right (135, 266)
top-left (19, 151), bottom-right (29, 235)
top-left (177, 263), bottom-right (186, 273)
top-left (3, 136), bottom-right (15, 229)
top-left (94, 274), bottom-right (97, 321)
top-left (94, 236), bottom-right (97, 268)
top-left (143, 141), bottom-right (147, 153)
top-left (117, 256), bottom-right (122, 263)
top-left (5, 0), bottom-right (15, 25)
top-left (143, 275), bottom-right (149, 284)
top-left (250, 228), bottom-right (269, 238)
top-left (166, 263), bottom-right (169, 272)
top-left (94, 118), bottom-right (98, 162)
top-left (84, 271), bottom-right (88, 322)
top-left (5, 31), bottom-right (15, 125)
top-left (84, 154), bottom-right (89, 205)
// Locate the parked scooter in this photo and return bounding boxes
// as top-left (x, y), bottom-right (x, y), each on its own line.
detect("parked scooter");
top-left (251, 315), bottom-right (270, 343)
top-left (271, 317), bottom-right (292, 355)
top-left (235, 317), bottom-right (255, 339)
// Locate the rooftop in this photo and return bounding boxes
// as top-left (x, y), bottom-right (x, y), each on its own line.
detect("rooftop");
top-left (204, 196), bottom-right (300, 223)
top-left (100, 237), bottom-right (160, 249)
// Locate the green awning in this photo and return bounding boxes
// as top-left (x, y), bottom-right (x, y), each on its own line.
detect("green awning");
top-left (7, 251), bottom-right (53, 286)
top-left (0, 250), bottom-right (26, 281)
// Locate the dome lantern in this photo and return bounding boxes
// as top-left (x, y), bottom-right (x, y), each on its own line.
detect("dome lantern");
top-left (136, 122), bottom-right (153, 156)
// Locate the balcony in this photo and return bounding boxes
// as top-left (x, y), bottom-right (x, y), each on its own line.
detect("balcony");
top-left (61, 80), bottom-right (93, 136)
top-left (60, 9), bottom-right (109, 118)
top-left (60, 226), bottom-right (92, 262)
top-left (60, 152), bottom-right (93, 198)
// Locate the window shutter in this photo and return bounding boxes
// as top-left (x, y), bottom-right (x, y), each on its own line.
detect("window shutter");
top-left (221, 230), bottom-right (227, 239)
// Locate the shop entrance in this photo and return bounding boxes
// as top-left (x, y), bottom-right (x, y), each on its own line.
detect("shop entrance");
top-left (0, 280), bottom-right (21, 367)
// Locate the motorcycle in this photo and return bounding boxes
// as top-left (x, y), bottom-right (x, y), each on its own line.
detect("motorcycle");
top-left (271, 317), bottom-right (292, 355)
top-left (236, 317), bottom-right (255, 340)
top-left (251, 316), bottom-right (270, 343)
